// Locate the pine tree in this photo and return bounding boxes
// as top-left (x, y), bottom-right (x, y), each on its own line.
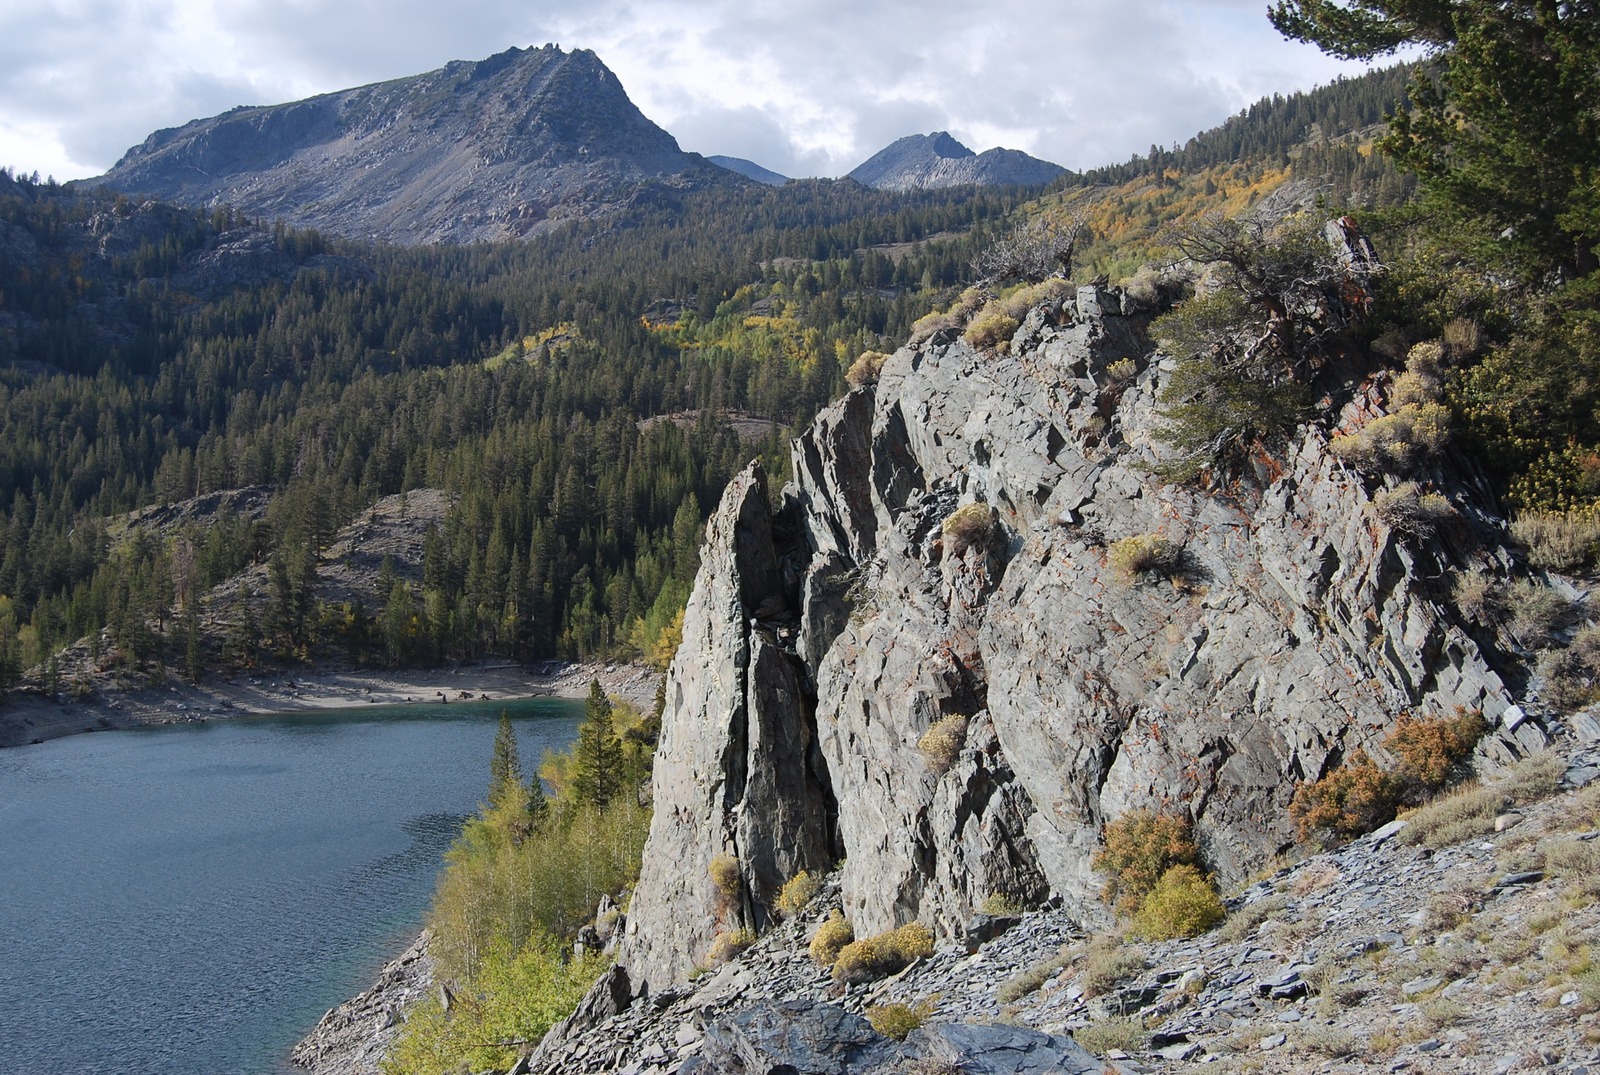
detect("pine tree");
top-left (487, 711), bottom-right (524, 810)
top-left (184, 607), bottom-right (203, 683)
top-left (572, 679), bottom-right (625, 808)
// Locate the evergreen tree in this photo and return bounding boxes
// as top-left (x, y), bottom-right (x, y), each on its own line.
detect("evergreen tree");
top-left (1271, 0), bottom-right (1600, 283)
top-left (226, 587), bottom-right (260, 669)
top-left (571, 679), bottom-right (624, 808)
top-left (488, 711), bottom-right (524, 810)
top-left (184, 607), bottom-right (203, 683)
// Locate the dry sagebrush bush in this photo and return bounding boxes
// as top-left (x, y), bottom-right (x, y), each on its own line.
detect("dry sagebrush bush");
top-left (1130, 864), bottom-right (1225, 940)
top-left (709, 853), bottom-right (742, 897)
top-left (832, 922), bottom-right (936, 983)
top-left (1093, 810), bottom-right (1200, 915)
top-left (981, 893), bottom-right (1023, 915)
top-left (705, 927), bottom-right (756, 966)
top-left (1507, 578), bottom-right (1572, 647)
top-left (775, 870), bottom-right (822, 919)
top-left (866, 1000), bottom-right (937, 1041)
top-left (1073, 1017), bottom-right (1147, 1057)
top-left (809, 910), bottom-right (854, 965)
top-left (1370, 481), bottom-right (1454, 539)
top-left (1441, 318), bottom-right (1482, 360)
top-left (846, 350), bottom-right (890, 387)
top-left (941, 503), bottom-right (995, 557)
top-left (1399, 752), bottom-right (1566, 849)
top-left (1217, 893), bottom-right (1288, 943)
top-left (1078, 935), bottom-right (1148, 997)
top-left (1107, 534), bottom-right (1180, 580)
top-left (1511, 506), bottom-right (1600, 572)
top-left (1452, 569), bottom-right (1502, 624)
top-left (1331, 404), bottom-right (1452, 474)
top-left (1539, 647), bottom-right (1596, 711)
top-left (963, 309), bottom-right (1019, 350)
top-left (997, 949), bottom-right (1072, 1003)
top-left (918, 714), bottom-right (969, 775)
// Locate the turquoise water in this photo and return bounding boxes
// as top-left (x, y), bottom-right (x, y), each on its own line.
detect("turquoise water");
top-left (0, 697), bottom-right (584, 1075)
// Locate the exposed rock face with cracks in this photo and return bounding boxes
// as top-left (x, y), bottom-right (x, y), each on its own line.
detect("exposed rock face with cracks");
top-left (620, 274), bottom-right (1550, 996)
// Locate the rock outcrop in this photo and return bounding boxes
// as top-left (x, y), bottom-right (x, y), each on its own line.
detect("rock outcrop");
top-left (95, 46), bottom-right (730, 244)
top-left (291, 933), bottom-right (433, 1075)
top-left (848, 132), bottom-right (1065, 190)
top-left (621, 265), bottom-right (1553, 998)
top-left (623, 466), bottom-right (837, 989)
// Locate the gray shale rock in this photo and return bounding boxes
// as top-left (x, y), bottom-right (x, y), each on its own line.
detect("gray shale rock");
top-left (623, 464), bottom-right (835, 991)
top-left (625, 273), bottom-right (1550, 991)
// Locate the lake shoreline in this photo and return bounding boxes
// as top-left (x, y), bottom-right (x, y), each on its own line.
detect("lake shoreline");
top-left (0, 660), bottom-right (661, 748)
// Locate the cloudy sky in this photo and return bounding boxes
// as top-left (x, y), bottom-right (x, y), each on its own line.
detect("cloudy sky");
top-left (1, 0), bottom-right (1385, 182)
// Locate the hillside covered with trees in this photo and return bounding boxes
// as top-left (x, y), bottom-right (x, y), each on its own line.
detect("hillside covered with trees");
top-left (0, 57), bottom-right (1454, 689)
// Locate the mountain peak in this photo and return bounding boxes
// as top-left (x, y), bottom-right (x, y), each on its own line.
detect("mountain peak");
top-left (96, 45), bottom-right (709, 244)
top-left (848, 131), bottom-right (1063, 191)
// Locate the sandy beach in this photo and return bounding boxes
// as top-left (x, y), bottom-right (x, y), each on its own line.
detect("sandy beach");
top-left (0, 660), bottom-right (662, 748)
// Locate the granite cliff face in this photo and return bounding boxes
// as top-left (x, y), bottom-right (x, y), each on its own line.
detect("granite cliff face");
top-left (95, 46), bottom-right (722, 244)
top-left (848, 132), bottom-right (1065, 190)
top-left (620, 272), bottom-right (1548, 993)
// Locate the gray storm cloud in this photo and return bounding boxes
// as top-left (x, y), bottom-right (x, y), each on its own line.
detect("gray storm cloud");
top-left (0, 0), bottom-right (1376, 182)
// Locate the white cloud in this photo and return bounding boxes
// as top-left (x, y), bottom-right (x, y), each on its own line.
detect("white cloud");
top-left (1, 0), bottom-right (1382, 182)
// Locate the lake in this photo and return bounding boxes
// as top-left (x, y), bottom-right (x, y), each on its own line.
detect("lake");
top-left (0, 697), bottom-right (585, 1075)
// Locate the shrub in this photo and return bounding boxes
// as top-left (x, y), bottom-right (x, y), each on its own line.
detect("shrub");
top-left (809, 911), bottom-right (854, 966)
top-left (1511, 507), bottom-right (1600, 571)
top-left (1290, 748), bottom-right (1401, 842)
top-left (1107, 534), bottom-right (1180, 580)
top-left (1506, 579), bottom-right (1571, 647)
top-left (1539, 648), bottom-right (1594, 710)
top-left (1073, 1017), bottom-right (1147, 1057)
top-left (1407, 339), bottom-right (1446, 373)
top-left (1330, 404), bottom-right (1451, 473)
top-left (1441, 318), bottom-right (1481, 359)
top-left (846, 351), bottom-right (890, 387)
top-left (710, 853), bottom-right (741, 898)
top-left (1296, 1025), bottom-right (1359, 1058)
top-left (980, 893), bottom-right (1023, 915)
top-left (383, 934), bottom-right (604, 1075)
top-left (1370, 481), bottom-right (1454, 539)
top-left (1130, 864), bottom-right (1225, 940)
top-left (1389, 369), bottom-right (1441, 408)
top-left (1386, 708), bottom-right (1486, 792)
top-left (775, 871), bottom-right (822, 919)
top-left (918, 715), bottom-right (969, 775)
top-left (1217, 893), bottom-right (1288, 943)
top-left (866, 999), bottom-right (936, 1040)
top-left (1093, 810), bottom-right (1200, 915)
top-left (1079, 935), bottom-right (1147, 997)
top-left (941, 504), bottom-right (995, 557)
top-left (1106, 357), bottom-right (1138, 383)
top-left (908, 311), bottom-right (959, 345)
top-left (833, 922), bottom-right (936, 983)
top-left (705, 927), bottom-right (756, 966)
top-left (997, 949), bottom-right (1072, 1003)
top-left (963, 310), bottom-right (1021, 351)
top-left (1452, 570), bottom-right (1502, 624)
top-left (1399, 752), bottom-right (1566, 848)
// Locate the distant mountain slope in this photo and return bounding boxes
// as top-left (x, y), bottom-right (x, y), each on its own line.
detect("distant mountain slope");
top-left (848, 132), bottom-right (1064, 191)
top-left (708, 156), bottom-right (787, 186)
top-left (93, 45), bottom-right (722, 244)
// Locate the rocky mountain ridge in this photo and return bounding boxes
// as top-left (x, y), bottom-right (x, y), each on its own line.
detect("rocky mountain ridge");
top-left (617, 240), bottom-right (1552, 996)
top-left (93, 46), bottom-right (728, 244)
top-left (848, 132), bottom-right (1065, 190)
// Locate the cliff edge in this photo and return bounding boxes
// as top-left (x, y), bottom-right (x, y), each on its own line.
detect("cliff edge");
top-left (619, 262), bottom-right (1549, 993)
